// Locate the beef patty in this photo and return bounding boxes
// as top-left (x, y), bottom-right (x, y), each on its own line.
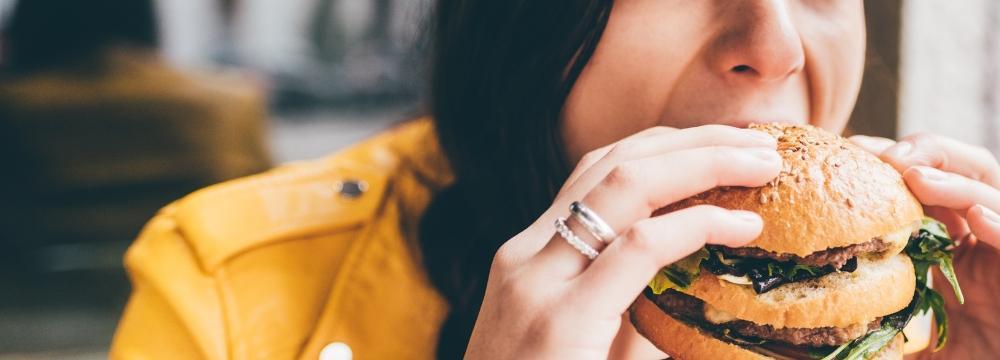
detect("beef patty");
top-left (712, 238), bottom-right (893, 268)
top-left (650, 289), bottom-right (880, 347)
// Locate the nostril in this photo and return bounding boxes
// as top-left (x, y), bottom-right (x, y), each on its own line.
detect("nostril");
top-left (732, 65), bottom-right (753, 73)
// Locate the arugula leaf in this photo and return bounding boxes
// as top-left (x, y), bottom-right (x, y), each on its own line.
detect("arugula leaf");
top-left (791, 264), bottom-right (818, 276)
top-left (906, 217), bottom-right (964, 304)
top-left (902, 217), bottom-right (964, 351)
top-left (648, 247), bottom-right (709, 294)
top-left (817, 343), bottom-right (850, 360)
top-left (925, 287), bottom-right (949, 351)
top-left (836, 324), bottom-right (901, 360)
top-left (922, 217), bottom-right (950, 239)
top-left (937, 256), bottom-right (964, 304)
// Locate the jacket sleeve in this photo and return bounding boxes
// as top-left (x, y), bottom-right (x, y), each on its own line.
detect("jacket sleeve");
top-left (110, 206), bottom-right (228, 360)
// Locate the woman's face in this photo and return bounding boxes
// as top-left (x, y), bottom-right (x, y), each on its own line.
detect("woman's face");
top-left (562, 0), bottom-right (867, 163)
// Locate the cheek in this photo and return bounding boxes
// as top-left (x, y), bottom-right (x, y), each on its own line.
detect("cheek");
top-left (562, 0), bottom-right (710, 163)
top-left (796, 2), bottom-right (867, 132)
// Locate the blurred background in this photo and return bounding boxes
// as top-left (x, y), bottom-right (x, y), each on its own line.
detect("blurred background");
top-left (0, 0), bottom-right (998, 358)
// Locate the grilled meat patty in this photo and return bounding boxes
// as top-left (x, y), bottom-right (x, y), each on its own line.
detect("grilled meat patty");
top-left (651, 289), bottom-right (881, 347)
top-left (711, 238), bottom-right (893, 268)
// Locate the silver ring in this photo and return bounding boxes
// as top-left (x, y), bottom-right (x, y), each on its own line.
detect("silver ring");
top-left (554, 218), bottom-right (600, 260)
top-left (569, 201), bottom-right (618, 243)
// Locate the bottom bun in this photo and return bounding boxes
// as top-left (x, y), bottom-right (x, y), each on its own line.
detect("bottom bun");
top-left (630, 295), bottom-right (904, 360)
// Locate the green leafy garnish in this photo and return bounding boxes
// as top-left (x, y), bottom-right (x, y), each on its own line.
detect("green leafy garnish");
top-left (771, 263), bottom-right (820, 278)
top-left (834, 324), bottom-right (903, 360)
top-left (648, 248), bottom-right (709, 294)
top-left (907, 218), bottom-right (964, 304)
top-left (810, 217), bottom-right (965, 359)
top-left (915, 285), bottom-right (950, 351)
top-left (817, 343), bottom-right (850, 360)
top-left (905, 217), bottom-right (964, 351)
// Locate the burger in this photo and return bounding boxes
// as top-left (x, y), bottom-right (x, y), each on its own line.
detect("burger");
top-left (630, 124), bottom-right (964, 360)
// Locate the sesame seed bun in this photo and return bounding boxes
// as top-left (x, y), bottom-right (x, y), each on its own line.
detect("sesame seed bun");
top-left (633, 124), bottom-right (921, 359)
top-left (655, 123), bottom-right (924, 257)
top-left (682, 253), bottom-right (916, 329)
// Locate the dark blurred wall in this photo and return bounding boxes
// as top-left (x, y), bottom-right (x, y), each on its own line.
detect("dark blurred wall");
top-left (849, 0), bottom-right (902, 138)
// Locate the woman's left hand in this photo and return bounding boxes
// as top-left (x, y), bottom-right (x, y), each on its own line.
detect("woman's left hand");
top-left (851, 133), bottom-right (1000, 358)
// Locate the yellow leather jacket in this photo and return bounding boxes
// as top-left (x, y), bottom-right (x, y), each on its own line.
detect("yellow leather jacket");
top-left (111, 119), bottom-right (453, 359)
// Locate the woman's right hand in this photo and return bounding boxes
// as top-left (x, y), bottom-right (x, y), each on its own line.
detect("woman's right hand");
top-left (465, 124), bottom-right (783, 359)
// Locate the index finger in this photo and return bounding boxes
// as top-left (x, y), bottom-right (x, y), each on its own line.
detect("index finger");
top-left (879, 133), bottom-right (1000, 188)
top-left (565, 205), bottom-right (763, 316)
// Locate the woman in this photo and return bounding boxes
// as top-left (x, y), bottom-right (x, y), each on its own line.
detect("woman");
top-left (112, 0), bottom-right (1000, 359)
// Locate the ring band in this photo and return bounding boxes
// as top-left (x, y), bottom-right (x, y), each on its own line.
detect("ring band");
top-left (569, 201), bottom-right (618, 243)
top-left (554, 218), bottom-right (600, 260)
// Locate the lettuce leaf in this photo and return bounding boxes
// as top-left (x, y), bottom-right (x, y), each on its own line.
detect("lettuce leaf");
top-left (648, 247), bottom-right (709, 294)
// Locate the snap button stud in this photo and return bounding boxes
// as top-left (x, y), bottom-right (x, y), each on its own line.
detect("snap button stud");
top-left (334, 180), bottom-right (368, 199)
top-left (319, 342), bottom-right (352, 360)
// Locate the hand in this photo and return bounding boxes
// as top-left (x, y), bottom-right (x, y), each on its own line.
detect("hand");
top-left (851, 133), bottom-right (1000, 359)
top-left (464, 125), bottom-right (782, 359)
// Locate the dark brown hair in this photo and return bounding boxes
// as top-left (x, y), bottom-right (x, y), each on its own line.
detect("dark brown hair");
top-left (421, 0), bottom-right (613, 357)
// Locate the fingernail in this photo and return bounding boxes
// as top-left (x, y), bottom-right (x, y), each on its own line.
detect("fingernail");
top-left (884, 140), bottom-right (914, 159)
top-left (747, 148), bottom-right (780, 162)
top-left (912, 166), bottom-right (948, 181)
top-left (976, 205), bottom-right (1000, 224)
top-left (730, 210), bottom-right (762, 224)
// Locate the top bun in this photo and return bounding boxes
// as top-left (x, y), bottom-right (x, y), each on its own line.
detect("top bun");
top-left (657, 123), bottom-right (924, 257)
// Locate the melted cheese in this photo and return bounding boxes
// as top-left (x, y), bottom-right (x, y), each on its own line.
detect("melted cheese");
top-left (703, 303), bottom-right (739, 324)
top-left (875, 220), bottom-right (922, 259)
top-left (717, 274), bottom-right (752, 285)
top-left (885, 222), bottom-right (919, 243)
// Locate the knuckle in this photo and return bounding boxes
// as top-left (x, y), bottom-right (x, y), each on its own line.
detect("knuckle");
top-left (622, 221), bottom-right (658, 253)
top-left (904, 132), bottom-right (938, 146)
top-left (525, 315), bottom-right (561, 344)
top-left (973, 146), bottom-right (996, 163)
top-left (604, 162), bottom-right (643, 189)
top-left (687, 206), bottom-right (728, 237)
top-left (701, 147), bottom-right (739, 173)
top-left (651, 125), bottom-right (674, 133)
top-left (579, 147), bottom-right (606, 165)
top-left (607, 140), bottom-right (642, 159)
top-left (974, 146), bottom-right (1000, 182)
top-left (700, 205), bottom-right (731, 223)
top-left (707, 146), bottom-right (737, 162)
top-left (491, 244), bottom-right (517, 272)
top-left (492, 264), bottom-right (530, 293)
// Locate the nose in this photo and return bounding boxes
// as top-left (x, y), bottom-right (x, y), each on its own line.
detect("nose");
top-left (707, 0), bottom-right (806, 83)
